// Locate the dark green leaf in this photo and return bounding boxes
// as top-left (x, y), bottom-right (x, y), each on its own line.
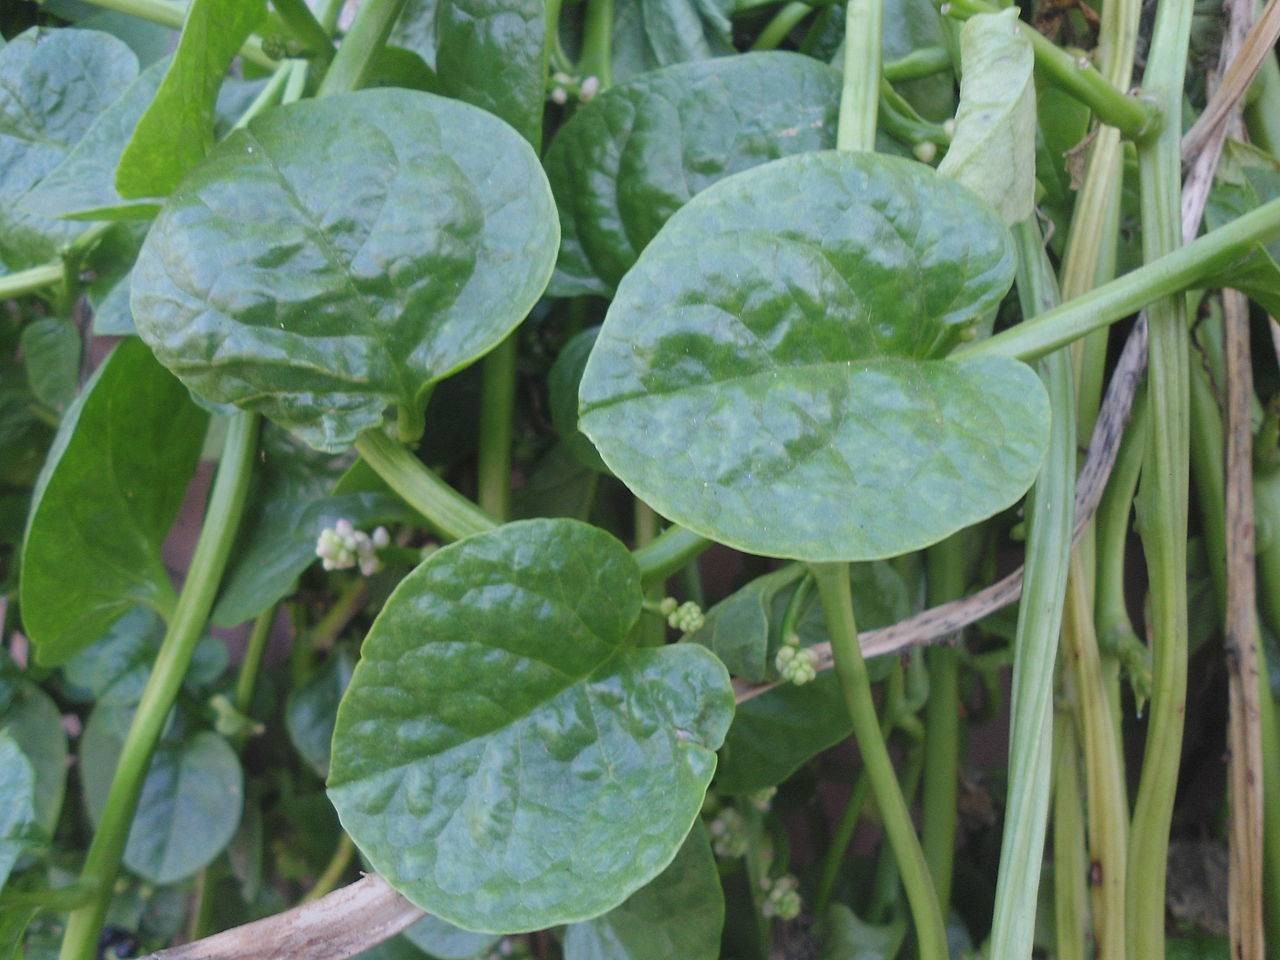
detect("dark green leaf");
top-left (20, 338), bottom-right (208, 665)
top-left (544, 53), bottom-right (841, 297)
top-left (19, 319), bottom-right (80, 414)
top-left (610, 0), bottom-right (734, 82)
top-left (84, 223), bottom-right (147, 336)
top-left (688, 565), bottom-right (805, 682)
top-left (285, 645), bottom-right (356, 777)
top-left (579, 152), bottom-right (1046, 561)
top-left (0, 681), bottom-right (68, 835)
top-left (132, 89), bottom-right (558, 452)
top-left (82, 705), bottom-right (243, 884)
top-left (391, 0), bottom-right (440, 67)
top-left (936, 8), bottom-right (1036, 226)
top-left (402, 916), bottom-right (501, 959)
top-left (882, 0), bottom-right (954, 121)
top-left (1204, 139), bottom-right (1280, 314)
top-left (0, 733), bottom-right (37, 890)
top-left (0, 27), bottom-right (138, 269)
top-left (549, 329), bottom-right (607, 473)
top-left (434, 0), bottom-right (546, 145)
top-left (114, 0), bottom-right (266, 199)
top-left (818, 904), bottom-right (907, 959)
top-left (0, 904), bottom-right (40, 960)
top-left (562, 822), bottom-right (723, 960)
top-left (511, 443), bottom-right (600, 520)
top-left (328, 518), bottom-right (734, 932)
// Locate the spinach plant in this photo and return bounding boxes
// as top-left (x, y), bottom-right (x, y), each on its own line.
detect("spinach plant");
top-left (2, 0), bottom-right (1280, 958)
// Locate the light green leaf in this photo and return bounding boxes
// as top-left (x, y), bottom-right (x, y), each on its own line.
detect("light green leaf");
top-left (579, 152), bottom-right (1047, 562)
top-left (819, 904), bottom-right (908, 959)
top-left (0, 27), bottom-right (138, 269)
top-left (114, 0), bottom-right (266, 199)
top-left (544, 52), bottom-right (841, 297)
top-left (286, 646), bottom-right (356, 777)
top-left (391, 0), bottom-right (440, 67)
top-left (0, 733), bottom-right (37, 891)
top-left (402, 916), bottom-right (501, 959)
top-left (1204, 139), bottom-right (1280, 315)
top-left (936, 8), bottom-right (1036, 226)
top-left (20, 319), bottom-right (80, 415)
top-left (562, 822), bottom-right (723, 960)
top-left (610, 0), bottom-right (734, 82)
top-left (0, 681), bottom-right (68, 835)
top-left (82, 705), bottom-right (243, 885)
top-left (20, 338), bottom-right (208, 665)
top-left (434, 0), bottom-right (546, 145)
top-left (131, 89), bottom-right (558, 452)
top-left (328, 518), bottom-right (734, 933)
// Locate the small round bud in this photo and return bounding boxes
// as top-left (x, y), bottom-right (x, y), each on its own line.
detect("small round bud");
top-left (776, 645), bottom-right (818, 685)
top-left (579, 75), bottom-right (601, 101)
top-left (372, 526), bottom-right (391, 548)
top-left (749, 786), bottom-right (776, 812)
top-left (943, 119), bottom-right (957, 139)
top-left (761, 874), bottom-right (802, 920)
top-left (913, 141), bottom-right (937, 164)
top-left (709, 808), bottom-right (748, 858)
top-left (551, 87), bottom-right (568, 105)
top-left (668, 600), bottom-right (705, 634)
top-left (658, 596), bottom-right (679, 617)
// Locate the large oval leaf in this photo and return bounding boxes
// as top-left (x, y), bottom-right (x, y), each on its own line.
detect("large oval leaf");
top-left (20, 338), bottom-right (208, 665)
top-left (0, 682), bottom-right (67, 836)
top-left (0, 733), bottom-right (36, 890)
top-left (579, 152), bottom-right (1048, 561)
top-left (132, 88), bottom-right (559, 452)
top-left (544, 52), bottom-right (841, 297)
top-left (328, 518), bottom-right (734, 933)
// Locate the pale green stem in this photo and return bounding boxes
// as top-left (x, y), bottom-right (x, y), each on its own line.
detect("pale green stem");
top-left (751, 1), bottom-right (813, 50)
top-left (1052, 701), bottom-right (1090, 960)
top-left (836, 0), bottom-right (882, 151)
top-left (302, 834), bottom-right (356, 903)
top-left (233, 607), bottom-right (275, 716)
top-left (0, 262), bottom-right (64, 301)
top-left (316, 0), bottom-right (409, 96)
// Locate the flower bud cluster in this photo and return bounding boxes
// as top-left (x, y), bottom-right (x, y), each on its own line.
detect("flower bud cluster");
top-left (775, 634), bottom-right (818, 685)
top-left (315, 519), bottom-right (390, 576)
top-left (760, 874), bottom-right (801, 920)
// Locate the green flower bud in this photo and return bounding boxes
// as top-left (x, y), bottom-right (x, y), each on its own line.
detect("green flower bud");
top-left (775, 644), bottom-right (818, 685)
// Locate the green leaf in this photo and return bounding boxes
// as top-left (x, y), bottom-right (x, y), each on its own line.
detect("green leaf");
top-left (23, 59), bottom-right (167, 222)
top-left (19, 319), bottom-right (80, 415)
top-left (935, 8), bottom-right (1036, 226)
top-left (579, 152), bottom-right (1047, 562)
top-left (0, 733), bottom-right (37, 891)
top-left (688, 565), bottom-right (805, 682)
top-left (1204, 139), bottom-right (1280, 315)
top-left (0, 27), bottom-right (138, 269)
top-left (114, 0), bottom-right (266, 199)
top-left (82, 705), bottom-right (244, 885)
top-left (402, 916), bottom-right (500, 959)
top-left (0, 681), bottom-right (68, 835)
top-left (610, 0), bottom-right (734, 82)
top-left (0, 904), bottom-right (41, 960)
top-left (286, 645), bottom-right (356, 777)
top-left (391, 0), bottom-right (440, 67)
top-left (132, 89), bottom-right (559, 452)
top-left (511, 443), bottom-right (601, 520)
top-left (549, 328), bottom-right (608, 472)
top-left (882, 0), bottom-right (954, 121)
top-left (84, 223), bottom-right (147, 336)
top-left (434, 0), bottom-right (546, 145)
top-left (819, 904), bottom-right (908, 960)
top-left (328, 518), bottom-right (734, 933)
top-left (543, 53), bottom-right (841, 297)
top-left (562, 822), bottom-right (723, 960)
top-left (20, 338), bottom-right (208, 665)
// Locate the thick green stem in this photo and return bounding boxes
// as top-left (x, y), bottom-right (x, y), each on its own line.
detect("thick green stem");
top-left (1126, 1), bottom-right (1193, 955)
top-left (77, 0), bottom-right (277, 68)
top-left (477, 336), bottom-right (517, 522)
top-left (57, 413), bottom-right (259, 960)
top-left (836, 0), bottom-right (882, 152)
top-left (233, 607), bottom-right (274, 716)
top-left (270, 0), bottom-right (335, 64)
top-left (302, 834), bottom-right (356, 903)
top-left (1052, 700), bottom-right (1090, 960)
top-left (0, 262), bottom-right (64, 301)
top-left (632, 526), bottom-right (711, 585)
top-left (579, 0), bottom-right (613, 88)
top-left (634, 500), bottom-right (665, 645)
top-left (810, 563), bottom-right (947, 960)
top-left (956, 194), bottom-right (1280, 362)
top-left (988, 220), bottom-right (1076, 960)
top-left (884, 46), bottom-right (952, 82)
top-left (316, 0), bottom-right (409, 96)
top-left (751, 1), bottom-right (813, 50)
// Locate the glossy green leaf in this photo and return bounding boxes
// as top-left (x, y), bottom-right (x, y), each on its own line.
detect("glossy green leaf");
top-left (286, 646), bottom-right (356, 777)
top-left (114, 0), bottom-right (265, 199)
top-left (328, 518), bottom-right (734, 932)
top-left (883, 0), bottom-right (955, 121)
top-left (82, 705), bottom-right (243, 884)
top-left (0, 733), bottom-right (37, 890)
top-left (0, 681), bottom-right (68, 834)
top-left (610, 0), bottom-right (734, 82)
top-left (23, 59), bottom-right (167, 222)
top-left (434, 0), bottom-right (546, 145)
top-left (0, 27), bottom-right (138, 269)
top-left (20, 338), bottom-right (207, 665)
top-left (562, 822), bottom-right (723, 960)
top-left (819, 904), bottom-right (907, 960)
top-left (1204, 139), bottom-right (1280, 315)
top-left (19, 319), bottom-right (80, 415)
top-left (402, 916), bottom-right (501, 959)
top-left (132, 89), bottom-right (559, 452)
top-left (544, 53), bottom-right (841, 297)
top-left (935, 8), bottom-right (1036, 226)
top-left (549, 327), bottom-right (608, 472)
top-left (580, 152), bottom-right (1046, 562)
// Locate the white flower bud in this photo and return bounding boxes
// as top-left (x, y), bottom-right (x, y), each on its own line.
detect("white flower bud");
top-left (579, 75), bottom-right (601, 101)
top-left (551, 87), bottom-right (568, 105)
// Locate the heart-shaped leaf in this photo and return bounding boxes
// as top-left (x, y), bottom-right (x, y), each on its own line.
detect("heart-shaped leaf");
top-left (579, 152), bottom-right (1049, 561)
top-left (328, 517), bottom-right (734, 933)
top-left (20, 338), bottom-right (208, 665)
top-left (544, 53), bottom-right (841, 297)
top-left (131, 89), bottom-right (559, 452)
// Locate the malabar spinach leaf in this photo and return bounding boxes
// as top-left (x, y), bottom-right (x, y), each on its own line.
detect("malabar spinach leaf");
top-left (0, 681), bottom-right (69, 834)
top-left (549, 327), bottom-right (608, 472)
top-left (936, 8), bottom-right (1037, 226)
top-left (328, 518), bottom-right (734, 933)
top-left (0, 733), bottom-right (37, 891)
top-left (285, 645), bottom-right (356, 777)
top-left (402, 916), bottom-right (501, 959)
top-left (20, 338), bottom-right (208, 665)
top-left (132, 89), bottom-right (558, 452)
top-left (579, 151), bottom-right (1048, 562)
top-left (544, 52), bottom-right (841, 297)
top-left (562, 822), bottom-right (723, 960)
top-left (114, 0), bottom-right (266, 199)
top-left (19, 319), bottom-right (80, 415)
top-left (610, 0), bottom-right (734, 82)
top-left (1205, 139), bottom-right (1280, 315)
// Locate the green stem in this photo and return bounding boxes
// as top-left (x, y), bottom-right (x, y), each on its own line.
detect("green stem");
top-left (1052, 702), bottom-right (1090, 960)
top-left (302, 834), bottom-right (356, 903)
top-left (955, 194), bottom-right (1280, 362)
top-left (57, 413), bottom-right (259, 960)
top-left (270, 0), bottom-right (335, 64)
top-left (233, 607), bottom-right (274, 716)
top-left (579, 0), bottom-right (613, 88)
top-left (0, 262), bottom-right (65, 301)
top-left (316, 0), bottom-right (409, 96)
top-left (1126, 1), bottom-right (1193, 956)
top-left (880, 79), bottom-right (949, 150)
top-left (751, 1), bottom-right (813, 50)
top-left (943, 0), bottom-right (1159, 141)
top-left (884, 45), bottom-right (952, 82)
top-left (632, 526), bottom-right (712, 585)
top-left (836, 0), bottom-right (882, 152)
top-left (814, 767), bottom-right (873, 916)
top-left (77, 0), bottom-right (277, 68)
top-left (311, 578), bottom-right (368, 650)
top-left (1244, 0), bottom-right (1280, 156)
top-left (635, 499), bottom-right (665, 645)
top-left (811, 562), bottom-right (947, 960)
top-left (1256, 637), bottom-right (1280, 953)
top-left (231, 61), bottom-right (296, 131)
top-left (477, 336), bottom-right (517, 521)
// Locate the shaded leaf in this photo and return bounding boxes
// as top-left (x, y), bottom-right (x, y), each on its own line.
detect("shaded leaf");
top-left (1204, 139), bottom-right (1280, 315)
top-left (544, 53), bottom-right (841, 297)
top-left (132, 89), bottom-right (558, 452)
top-left (579, 152), bottom-right (1046, 562)
top-left (328, 518), bottom-right (734, 932)
top-left (285, 645), bottom-right (356, 777)
top-left (0, 681), bottom-right (68, 835)
top-left (0, 733), bottom-right (37, 891)
top-left (19, 319), bottom-right (80, 414)
top-left (610, 0), bottom-right (734, 82)
top-left (549, 328), bottom-right (608, 473)
top-left (20, 338), bottom-right (207, 665)
top-left (402, 916), bottom-right (501, 959)
top-left (84, 223), bottom-right (147, 336)
top-left (511, 442), bottom-right (600, 520)
top-left (819, 904), bottom-right (908, 960)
